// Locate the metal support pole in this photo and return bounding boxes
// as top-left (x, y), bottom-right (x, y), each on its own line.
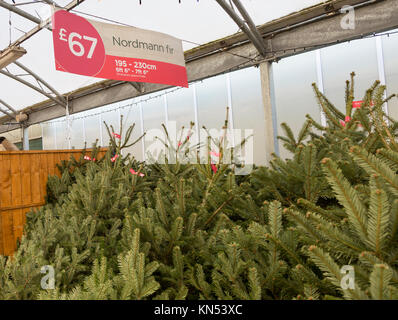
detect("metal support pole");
top-left (164, 94), bottom-right (169, 130)
top-left (259, 61), bottom-right (277, 163)
top-left (82, 117), bottom-right (86, 147)
top-left (65, 99), bottom-right (71, 149)
top-left (40, 122), bottom-right (44, 149)
top-left (192, 83), bottom-right (200, 147)
top-left (316, 50), bottom-right (327, 126)
top-left (226, 73), bottom-right (236, 147)
top-left (118, 106), bottom-right (122, 133)
top-left (53, 122), bottom-right (57, 149)
top-left (376, 36), bottom-right (389, 116)
top-left (99, 112), bottom-right (104, 146)
top-left (22, 125), bottom-right (29, 150)
top-left (139, 102), bottom-right (145, 161)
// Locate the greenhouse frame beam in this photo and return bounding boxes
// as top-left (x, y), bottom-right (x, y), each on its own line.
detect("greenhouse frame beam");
top-left (0, 98), bottom-right (17, 115)
top-left (215, 0), bottom-right (267, 57)
top-left (5, 0), bottom-right (86, 49)
top-left (13, 61), bottom-right (67, 104)
top-left (0, 70), bottom-right (66, 108)
top-left (0, 0), bottom-right (397, 133)
top-left (231, 0), bottom-right (266, 52)
top-left (0, 46), bottom-right (27, 69)
top-left (128, 82), bottom-right (144, 93)
top-left (0, 0), bottom-right (42, 25)
top-left (0, 107), bottom-right (15, 119)
top-left (41, 0), bottom-right (59, 6)
top-left (186, 0), bottom-right (378, 63)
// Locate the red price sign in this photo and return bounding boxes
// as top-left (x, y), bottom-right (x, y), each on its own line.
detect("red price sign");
top-left (53, 10), bottom-right (106, 77)
top-left (52, 10), bottom-right (188, 87)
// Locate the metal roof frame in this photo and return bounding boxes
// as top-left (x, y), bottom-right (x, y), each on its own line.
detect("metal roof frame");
top-left (0, 0), bottom-right (86, 126)
top-left (7, 0), bottom-right (85, 48)
top-left (0, 0), bottom-right (42, 25)
top-left (215, 0), bottom-right (267, 57)
top-left (0, 69), bottom-right (66, 107)
top-left (13, 61), bottom-right (67, 105)
top-left (0, 98), bottom-right (16, 118)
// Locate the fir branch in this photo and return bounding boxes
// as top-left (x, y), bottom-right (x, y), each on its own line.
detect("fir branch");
top-left (369, 264), bottom-right (392, 300)
top-left (321, 158), bottom-right (368, 241)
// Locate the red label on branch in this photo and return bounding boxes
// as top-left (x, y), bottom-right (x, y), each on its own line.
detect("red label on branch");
top-left (112, 132), bottom-right (121, 139)
top-left (52, 10), bottom-right (188, 87)
top-left (211, 163), bottom-right (218, 174)
top-left (130, 168), bottom-right (144, 177)
top-left (352, 100), bottom-right (374, 108)
top-left (352, 101), bottom-right (363, 109)
top-left (111, 154), bottom-right (119, 162)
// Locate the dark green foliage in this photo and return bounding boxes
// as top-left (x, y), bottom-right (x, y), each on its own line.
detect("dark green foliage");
top-left (1, 74), bottom-right (398, 300)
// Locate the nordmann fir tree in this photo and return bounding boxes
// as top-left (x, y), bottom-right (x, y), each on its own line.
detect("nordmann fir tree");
top-left (1, 74), bottom-right (398, 300)
top-left (249, 73), bottom-right (398, 299)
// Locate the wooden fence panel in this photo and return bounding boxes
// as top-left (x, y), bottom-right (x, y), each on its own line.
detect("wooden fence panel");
top-left (0, 148), bottom-right (107, 256)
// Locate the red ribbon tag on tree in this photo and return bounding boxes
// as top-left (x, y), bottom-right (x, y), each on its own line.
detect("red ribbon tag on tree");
top-left (112, 133), bottom-right (121, 139)
top-left (352, 101), bottom-right (362, 109)
top-left (130, 168), bottom-right (145, 177)
top-left (84, 155), bottom-right (96, 162)
top-left (210, 151), bottom-right (220, 157)
top-left (352, 100), bottom-right (374, 108)
top-left (211, 163), bottom-right (217, 173)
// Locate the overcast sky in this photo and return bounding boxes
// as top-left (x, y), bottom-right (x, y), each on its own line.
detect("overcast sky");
top-left (0, 0), bottom-right (323, 111)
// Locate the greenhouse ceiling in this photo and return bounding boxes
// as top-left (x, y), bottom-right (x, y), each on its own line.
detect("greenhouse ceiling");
top-left (0, 0), bottom-right (397, 132)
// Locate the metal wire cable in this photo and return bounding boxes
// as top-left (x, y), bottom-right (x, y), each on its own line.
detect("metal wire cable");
top-left (38, 52), bottom-right (259, 125)
top-left (27, 0), bottom-right (256, 62)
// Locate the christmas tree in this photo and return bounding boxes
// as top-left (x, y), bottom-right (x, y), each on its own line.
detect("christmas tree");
top-left (1, 74), bottom-right (398, 300)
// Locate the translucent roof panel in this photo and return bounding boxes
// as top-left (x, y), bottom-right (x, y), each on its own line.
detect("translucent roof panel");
top-left (0, 0), bottom-right (323, 112)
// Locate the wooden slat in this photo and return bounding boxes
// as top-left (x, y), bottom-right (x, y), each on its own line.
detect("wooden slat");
top-left (39, 152), bottom-right (48, 201)
top-left (47, 152), bottom-right (55, 177)
top-left (10, 154), bottom-right (23, 243)
top-left (0, 148), bottom-right (107, 256)
top-left (1, 154), bottom-right (13, 255)
top-left (54, 153), bottom-right (61, 177)
top-left (0, 154), bottom-right (4, 254)
top-left (2, 211), bottom-right (14, 256)
top-left (0, 148), bottom-right (107, 155)
top-left (31, 154), bottom-right (41, 204)
top-left (0, 202), bottom-right (45, 211)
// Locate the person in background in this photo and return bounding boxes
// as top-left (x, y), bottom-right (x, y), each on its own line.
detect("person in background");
top-left (0, 137), bottom-right (19, 151)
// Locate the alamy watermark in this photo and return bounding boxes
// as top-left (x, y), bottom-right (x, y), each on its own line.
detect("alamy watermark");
top-left (340, 265), bottom-right (355, 290)
top-left (41, 265), bottom-right (55, 290)
top-left (340, 5), bottom-right (356, 30)
top-left (143, 121), bottom-right (254, 175)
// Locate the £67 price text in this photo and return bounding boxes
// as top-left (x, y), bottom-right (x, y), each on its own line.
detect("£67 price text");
top-left (59, 28), bottom-right (98, 59)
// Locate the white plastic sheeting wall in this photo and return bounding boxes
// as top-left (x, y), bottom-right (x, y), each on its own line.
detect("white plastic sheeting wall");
top-left (5, 34), bottom-right (398, 165)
